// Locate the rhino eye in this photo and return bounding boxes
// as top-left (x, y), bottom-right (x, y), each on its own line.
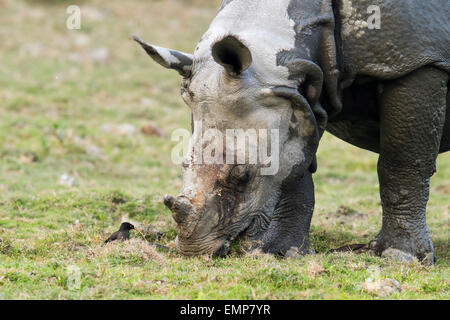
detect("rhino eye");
top-left (298, 82), bottom-right (308, 96)
top-left (181, 81), bottom-right (195, 100)
top-left (181, 80), bottom-right (188, 91)
top-left (230, 166), bottom-right (249, 183)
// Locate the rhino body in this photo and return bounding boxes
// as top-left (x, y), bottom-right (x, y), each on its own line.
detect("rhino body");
top-left (135, 0), bottom-right (449, 263)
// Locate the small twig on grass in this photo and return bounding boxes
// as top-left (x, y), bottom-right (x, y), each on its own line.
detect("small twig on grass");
top-left (134, 227), bottom-right (177, 254)
top-left (134, 227), bottom-right (147, 241)
top-left (148, 242), bottom-right (177, 254)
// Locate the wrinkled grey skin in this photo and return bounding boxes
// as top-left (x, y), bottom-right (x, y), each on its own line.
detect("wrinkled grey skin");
top-left (135, 0), bottom-right (449, 264)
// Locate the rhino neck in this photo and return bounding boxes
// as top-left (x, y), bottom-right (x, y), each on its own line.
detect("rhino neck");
top-left (275, 0), bottom-right (343, 121)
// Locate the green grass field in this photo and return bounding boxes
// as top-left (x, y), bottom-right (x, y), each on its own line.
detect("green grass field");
top-left (0, 0), bottom-right (448, 299)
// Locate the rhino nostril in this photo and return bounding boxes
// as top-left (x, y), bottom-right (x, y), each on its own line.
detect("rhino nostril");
top-left (181, 160), bottom-right (190, 169)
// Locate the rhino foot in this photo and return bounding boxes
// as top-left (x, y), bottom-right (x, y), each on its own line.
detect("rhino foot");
top-left (368, 236), bottom-right (436, 266)
top-left (330, 237), bottom-right (435, 266)
top-left (380, 248), bottom-right (418, 264)
top-left (284, 246), bottom-right (316, 258)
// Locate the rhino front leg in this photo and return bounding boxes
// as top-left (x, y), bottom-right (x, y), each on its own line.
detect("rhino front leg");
top-left (374, 66), bottom-right (448, 265)
top-left (260, 171), bottom-right (315, 256)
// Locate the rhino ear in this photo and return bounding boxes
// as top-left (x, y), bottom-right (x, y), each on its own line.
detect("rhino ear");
top-left (212, 35), bottom-right (252, 76)
top-left (133, 36), bottom-right (193, 77)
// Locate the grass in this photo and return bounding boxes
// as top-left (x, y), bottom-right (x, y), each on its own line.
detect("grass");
top-left (0, 0), bottom-right (449, 299)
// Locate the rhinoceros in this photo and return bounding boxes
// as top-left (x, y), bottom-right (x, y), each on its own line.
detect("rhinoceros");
top-left (134, 0), bottom-right (449, 264)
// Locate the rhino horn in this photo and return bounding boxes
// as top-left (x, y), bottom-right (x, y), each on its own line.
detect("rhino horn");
top-left (164, 194), bottom-right (193, 225)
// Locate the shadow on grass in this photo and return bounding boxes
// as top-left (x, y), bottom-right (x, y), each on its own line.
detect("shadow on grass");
top-left (310, 226), bottom-right (374, 253)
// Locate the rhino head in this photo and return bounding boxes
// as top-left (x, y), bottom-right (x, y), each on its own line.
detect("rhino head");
top-left (134, 29), bottom-right (328, 256)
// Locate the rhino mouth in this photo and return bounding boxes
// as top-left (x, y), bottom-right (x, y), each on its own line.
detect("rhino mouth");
top-left (175, 213), bottom-right (251, 257)
top-left (211, 236), bottom-right (233, 258)
top-left (175, 234), bottom-right (226, 256)
top-left (210, 211), bottom-right (272, 258)
top-left (174, 202), bottom-right (259, 257)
